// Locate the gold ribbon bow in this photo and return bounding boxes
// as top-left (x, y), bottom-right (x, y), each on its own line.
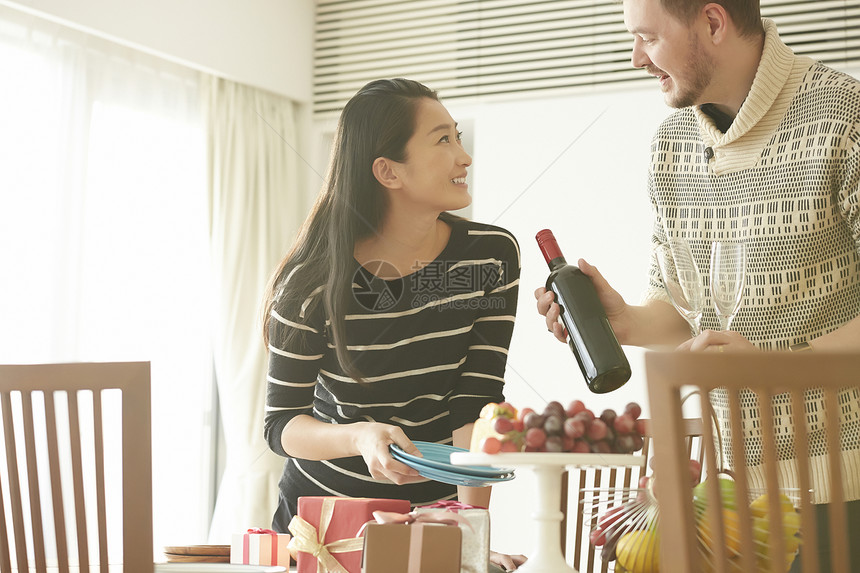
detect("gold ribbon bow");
top-left (287, 498), bottom-right (366, 573)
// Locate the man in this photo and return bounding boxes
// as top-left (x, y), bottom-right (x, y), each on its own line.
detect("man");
top-left (536, 0), bottom-right (860, 570)
top-left (539, 0), bottom-right (860, 353)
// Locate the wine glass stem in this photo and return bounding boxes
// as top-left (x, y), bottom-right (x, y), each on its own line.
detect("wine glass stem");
top-left (719, 315), bottom-right (731, 331)
top-left (691, 316), bottom-right (702, 337)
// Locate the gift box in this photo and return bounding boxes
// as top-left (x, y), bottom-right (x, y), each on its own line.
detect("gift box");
top-left (289, 496), bottom-right (411, 573)
top-left (415, 502), bottom-right (490, 573)
top-left (361, 522), bottom-right (462, 573)
top-left (230, 528), bottom-right (292, 567)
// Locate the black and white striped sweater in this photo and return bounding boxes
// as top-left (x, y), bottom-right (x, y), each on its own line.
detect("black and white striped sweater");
top-left (264, 218), bottom-right (520, 529)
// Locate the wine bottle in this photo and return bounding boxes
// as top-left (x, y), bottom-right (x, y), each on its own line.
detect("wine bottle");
top-left (536, 229), bottom-right (631, 393)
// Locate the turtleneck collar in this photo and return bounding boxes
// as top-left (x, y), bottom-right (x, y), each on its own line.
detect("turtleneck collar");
top-left (692, 18), bottom-right (814, 175)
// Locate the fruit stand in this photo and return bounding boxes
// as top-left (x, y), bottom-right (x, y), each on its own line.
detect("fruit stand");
top-left (457, 398), bottom-right (804, 573)
top-left (451, 451), bottom-right (643, 573)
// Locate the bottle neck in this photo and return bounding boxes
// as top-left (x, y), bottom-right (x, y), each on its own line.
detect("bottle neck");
top-left (547, 255), bottom-right (567, 271)
top-left (536, 229), bottom-right (567, 270)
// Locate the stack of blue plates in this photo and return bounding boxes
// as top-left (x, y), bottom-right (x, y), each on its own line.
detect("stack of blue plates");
top-left (389, 441), bottom-right (515, 487)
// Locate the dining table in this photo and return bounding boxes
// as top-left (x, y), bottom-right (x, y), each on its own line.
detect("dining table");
top-left (11, 564), bottom-right (289, 572)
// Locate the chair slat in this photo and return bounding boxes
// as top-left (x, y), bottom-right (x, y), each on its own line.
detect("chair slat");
top-left (652, 387), bottom-right (699, 572)
top-left (43, 390), bottom-right (70, 573)
top-left (573, 470), bottom-right (587, 568)
top-left (119, 365), bottom-right (154, 573)
top-left (0, 392), bottom-right (14, 572)
top-left (2, 391), bottom-right (29, 570)
top-left (67, 391), bottom-right (89, 570)
top-left (727, 388), bottom-right (756, 573)
top-left (585, 468), bottom-right (602, 573)
top-left (92, 390), bottom-right (109, 573)
top-left (601, 467), bottom-right (620, 573)
top-left (791, 388), bottom-right (819, 573)
top-left (700, 391), bottom-right (728, 573)
top-left (21, 391), bottom-right (48, 572)
top-left (559, 470), bottom-right (567, 559)
top-left (760, 388), bottom-right (790, 573)
top-left (825, 387), bottom-right (849, 573)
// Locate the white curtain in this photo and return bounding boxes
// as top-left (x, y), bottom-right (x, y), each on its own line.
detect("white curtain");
top-left (0, 5), bottom-right (214, 551)
top-left (205, 77), bottom-right (307, 541)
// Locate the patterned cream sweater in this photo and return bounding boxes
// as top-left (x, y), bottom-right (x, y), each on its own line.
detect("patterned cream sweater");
top-left (643, 19), bottom-right (860, 503)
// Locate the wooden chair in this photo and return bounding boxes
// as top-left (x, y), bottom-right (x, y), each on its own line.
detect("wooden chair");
top-left (646, 351), bottom-right (860, 573)
top-left (561, 417), bottom-right (704, 573)
top-left (0, 362), bottom-right (153, 572)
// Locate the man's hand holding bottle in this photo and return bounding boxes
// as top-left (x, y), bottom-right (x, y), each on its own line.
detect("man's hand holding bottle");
top-left (535, 257), bottom-right (693, 350)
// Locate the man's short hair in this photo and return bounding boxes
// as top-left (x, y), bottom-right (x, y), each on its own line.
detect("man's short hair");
top-left (660, 0), bottom-right (763, 37)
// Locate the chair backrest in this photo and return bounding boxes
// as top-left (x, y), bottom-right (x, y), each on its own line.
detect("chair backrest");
top-left (0, 362), bottom-right (153, 572)
top-left (646, 351), bottom-right (860, 573)
top-left (562, 417), bottom-right (704, 573)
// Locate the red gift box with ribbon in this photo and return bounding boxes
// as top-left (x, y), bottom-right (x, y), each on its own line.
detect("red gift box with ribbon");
top-left (288, 496), bottom-right (411, 573)
top-left (230, 527), bottom-right (292, 567)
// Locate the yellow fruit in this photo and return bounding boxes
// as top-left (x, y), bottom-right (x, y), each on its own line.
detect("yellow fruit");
top-left (479, 402), bottom-right (498, 419)
top-left (752, 515), bottom-right (770, 554)
top-left (755, 555), bottom-right (796, 573)
top-left (698, 508), bottom-right (743, 556)
top-left (782, 509), bottom-right (801, 538)
top-left (478, 401), bottom-right (517, 420)
top-left (752, 515), bottom-right (800, 572)
top-left (749, 493), bottom-right (794, 520)
top-left (469, 417), bottom-right (494, 451)
top-left (749, 494), bottom-right (801, 563)
top-left (784, 533), bottom-right (801, 557)
top-left (616, 530), bottom-right (660, 573)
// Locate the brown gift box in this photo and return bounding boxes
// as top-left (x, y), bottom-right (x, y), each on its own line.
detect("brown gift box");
top-left (361, 523), bottom-right (462, 573)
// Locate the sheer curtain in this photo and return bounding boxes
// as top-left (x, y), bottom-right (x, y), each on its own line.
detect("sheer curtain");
top-left (0, 5), bottom-right (214, 551)
top-left (205, 76), bottom-right (306, 541)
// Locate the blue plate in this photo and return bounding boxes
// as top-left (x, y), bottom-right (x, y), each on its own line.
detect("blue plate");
top-left (409, 463), bottom-right (516, 488)
top-left (389, 441), bottom-right (514, 478)
top-left (391, 448), bottom-right (515, 479)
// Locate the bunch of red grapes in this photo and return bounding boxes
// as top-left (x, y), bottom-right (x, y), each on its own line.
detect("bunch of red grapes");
top-left (480, 399), bottom-right (647, 454)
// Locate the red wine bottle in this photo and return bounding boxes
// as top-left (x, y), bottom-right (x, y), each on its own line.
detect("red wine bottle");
top-left (536, 229), bottom-right (631, 393)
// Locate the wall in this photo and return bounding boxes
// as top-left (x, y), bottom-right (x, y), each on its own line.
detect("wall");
top-left (0, 0), bottom-right (314, 102)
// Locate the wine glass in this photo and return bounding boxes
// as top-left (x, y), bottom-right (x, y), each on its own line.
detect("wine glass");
top-left (710, 241), bottom-right (747, 331)
top-left (654, 238), bottom-right (705, 336)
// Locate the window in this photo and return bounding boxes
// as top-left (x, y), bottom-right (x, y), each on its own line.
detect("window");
top-left (0, 8), bottom-right (215, 553)
top-left (314, 0), bottom-right (860, 116)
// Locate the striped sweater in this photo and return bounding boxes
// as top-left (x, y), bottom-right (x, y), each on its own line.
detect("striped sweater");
top-left (264, 218), bottom-right (520, 529)
top-left (642, 19), bottom-right (860, 502)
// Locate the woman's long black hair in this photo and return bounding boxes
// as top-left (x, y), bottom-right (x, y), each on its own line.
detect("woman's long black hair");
top-left (262, 78), bottom-right (442, 382)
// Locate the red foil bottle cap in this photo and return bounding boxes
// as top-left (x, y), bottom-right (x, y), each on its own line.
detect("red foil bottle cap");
top-left (536, 229), bottom-right (564, 266)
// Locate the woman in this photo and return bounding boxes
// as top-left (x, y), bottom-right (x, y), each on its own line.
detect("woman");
top-left (262, 78), bottom-right (525, 571)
